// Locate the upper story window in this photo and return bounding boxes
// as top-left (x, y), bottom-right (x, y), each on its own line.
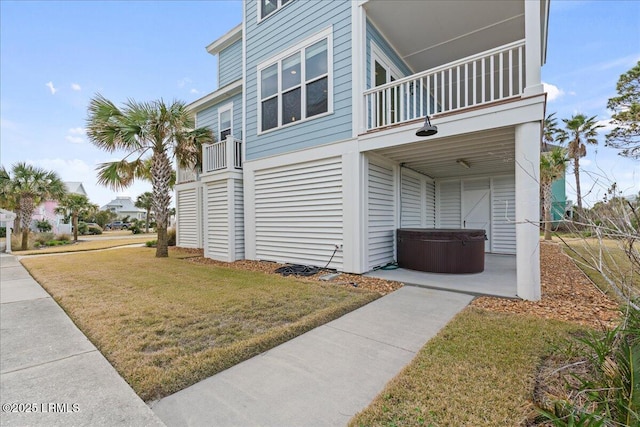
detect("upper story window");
top-left (260, 0), bottom-right (292, 20)
top-left (218, 103), bottom-right (233, 141)
top-left (258, 28), bottom-right (332, 133)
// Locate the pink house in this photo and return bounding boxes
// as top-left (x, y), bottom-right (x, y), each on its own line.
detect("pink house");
top-left (31, 182), bottom-right (88, 234)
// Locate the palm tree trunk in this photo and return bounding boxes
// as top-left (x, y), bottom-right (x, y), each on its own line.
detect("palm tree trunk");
top-left (543, 182), bottom-right (553, 240)
top-left (145, 210), bottom-right (150, 233)
top-left (19, 195), bottom-right (35, 250)
top-left (574, 157), bottom-right (582, 218)
top-left (152, 150), bottom-right (172, 257)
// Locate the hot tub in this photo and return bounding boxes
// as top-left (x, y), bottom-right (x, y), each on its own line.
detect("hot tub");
top-left (397, 228), bottom-right (486, 274)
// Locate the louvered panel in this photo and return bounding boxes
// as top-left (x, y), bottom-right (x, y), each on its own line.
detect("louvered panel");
top-left (234, 179), bottom-right (245, 259)
top-left (177, 188), bottom-right (199, 248)
top-left (255, 157), bottom-right (343, 270)
top-left (492, 176), bottom-right (516, 254)
top-left (400, 170), bottom-right (421, 228)
top-left (425, 180), bottom-right (436, 227)
top-left (205, 180), bottom-right (229, 260)
top-left (368, 161), bottom-right (395, 270)
top-left (439, 180), bottom-right (461, 228)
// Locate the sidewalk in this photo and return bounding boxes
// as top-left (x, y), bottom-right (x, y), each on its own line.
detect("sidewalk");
top-left (151, 286), bottom-right (473, 427)
top-left (0, 253), bottom-right (164, 427)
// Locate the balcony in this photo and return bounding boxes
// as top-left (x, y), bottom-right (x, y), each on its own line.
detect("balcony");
top-left (203, 136), bottom-right (243, 174)
top-left (364, 41), bottom-right (525, 131)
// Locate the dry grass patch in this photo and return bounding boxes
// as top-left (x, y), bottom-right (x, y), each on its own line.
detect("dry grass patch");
top-left (20, 247), bottom-right (378, 401)
top-left (562, 237), bottom-right (639, 299)
top-left (350, 308), bottom-right (584, 427)
top-left (17, 235), bottom-right (150, 255)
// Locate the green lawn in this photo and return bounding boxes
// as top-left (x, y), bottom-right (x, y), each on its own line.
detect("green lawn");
top-left (21, 247), bottom-right (378, 401)
top-left (350, 308), bottom-right (584, 427)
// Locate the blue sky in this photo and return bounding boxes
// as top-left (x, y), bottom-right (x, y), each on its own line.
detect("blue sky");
top-left (1, 0), bottom-right (638, 207)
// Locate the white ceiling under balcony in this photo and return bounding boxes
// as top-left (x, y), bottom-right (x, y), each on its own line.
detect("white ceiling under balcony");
top-left (373, 127), bottom-right (516, 179)
top-left (364, 0), bottom-right (526, 73)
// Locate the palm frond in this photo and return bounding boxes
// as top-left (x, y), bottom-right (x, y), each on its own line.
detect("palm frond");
top-left (96, 160), bottom-right (143, 191)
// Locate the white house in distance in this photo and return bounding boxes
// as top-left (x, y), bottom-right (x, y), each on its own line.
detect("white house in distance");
top-left (101, 196), bottom-right (145, 220)
top-left (176, 0), bottom-right (549, 301)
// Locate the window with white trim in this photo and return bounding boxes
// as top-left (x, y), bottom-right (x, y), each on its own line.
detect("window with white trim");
top-left (218, 104), bottom-right (233, 141)
top-left (259, 31), bottom-right (331, 133)
top-left (260, 0), bottom-right (292, 20)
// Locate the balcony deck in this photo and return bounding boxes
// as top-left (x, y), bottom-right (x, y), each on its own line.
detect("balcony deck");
top-left (364, 41), bottom-right (526, 132)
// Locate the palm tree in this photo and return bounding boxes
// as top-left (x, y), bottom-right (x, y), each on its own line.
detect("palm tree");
top-left (55, 194), bottom-right (97, 242)
top-left (1, 163), bottom-right (67, 250)
top-left (86, 94), bottom-right (213, 257)
top-left (135, 191), bottom-right (154, 233)
top-left (557, 114), bottom-right (603, 213)
top-left (543, 112), bottom-right (560, 151)
top-left (540, 147), bottom-right (567, 240)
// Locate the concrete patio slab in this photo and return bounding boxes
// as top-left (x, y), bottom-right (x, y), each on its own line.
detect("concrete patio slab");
top-left (152, 286), bottom-right (473, 427)
top-left (367, 253), bottom-right (518, 298)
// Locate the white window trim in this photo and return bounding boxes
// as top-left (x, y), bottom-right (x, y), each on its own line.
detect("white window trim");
top-left (218, 102), bottom-right (233, 142)
top-left (370, 42), bottom-right (404, 88)
top-left (256, 0), bottom-right (294, 24)
top-left (257, 26), bottom-right (334, 136)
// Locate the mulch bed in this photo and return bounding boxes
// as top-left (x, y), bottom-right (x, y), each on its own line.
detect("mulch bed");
top-left (472, 241), bottom-right (620, 329)
top-left (173, 242), bottom-right (621, 328)
top-left (174, 248), bottom-right (403, 295)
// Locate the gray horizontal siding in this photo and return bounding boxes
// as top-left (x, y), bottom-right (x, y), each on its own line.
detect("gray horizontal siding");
top-left (194, 92), bottom-right (243, 142)
top-left (219, 39), bottom-right (243, 87)
top-left (245, 0), bottom-right (352, 160)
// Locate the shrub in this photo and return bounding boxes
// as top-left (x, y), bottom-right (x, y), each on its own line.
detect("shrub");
top-left (55, 233), bottom-right (71, 242)
top-left (145, 240), bottom-right (157, 247)
top-left (87, 225), bottom-right (103, 235)
top-left (167, 228), bottom-right (176, 246)
top-left (36, 220), bottom-right (52, 233)
top-left (35, 232), bottom-right (55, 245)
top-left (130, 224), bottom-right (142, 234)
top-left (77, 222), bottom-right (88, 235)
top-left (45, 240), bottom-right (69, 246)
top-left (0, 226), bottom-right (5, 238)
top-left (11, 233), bottom-right (35, 250)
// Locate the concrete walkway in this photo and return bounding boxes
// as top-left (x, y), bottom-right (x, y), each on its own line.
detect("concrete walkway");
top-left (0, 253), bottom-right (164, 427)
top-left (152, 286), bottom-right (473, 427)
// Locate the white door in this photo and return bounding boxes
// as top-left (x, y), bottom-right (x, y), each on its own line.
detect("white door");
top-left (462, 188), bottom-right (491, 251)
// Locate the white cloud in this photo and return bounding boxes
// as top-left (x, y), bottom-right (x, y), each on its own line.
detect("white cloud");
top-left (542, 82), bottom-right (564, 102)
top-left (65, 136), bottom-right (84, 144)
top-left (190, 88), bottom-right (199, 94)
top-left (595, 118), bottom-right (616, 133)
top-left (65, 127), bottom-right (86, 144)
top-left (71, 83), bottom-right (82, 91)
top-left (45, 81), bottom-right (58, 95)
top-left (177, 77), bottom-right (192, 88)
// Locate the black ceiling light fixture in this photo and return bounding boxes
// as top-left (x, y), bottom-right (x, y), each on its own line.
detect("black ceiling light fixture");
top-left (415, 115), bottom-right (438, 137)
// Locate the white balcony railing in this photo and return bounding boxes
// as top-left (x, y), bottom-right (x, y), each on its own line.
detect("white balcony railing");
top-left (203, 136), bottom-right (243, 173)
top-left (177, 167), bottom-right (198, 184)
top-left (364, 40), bottom-right (526, 131)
